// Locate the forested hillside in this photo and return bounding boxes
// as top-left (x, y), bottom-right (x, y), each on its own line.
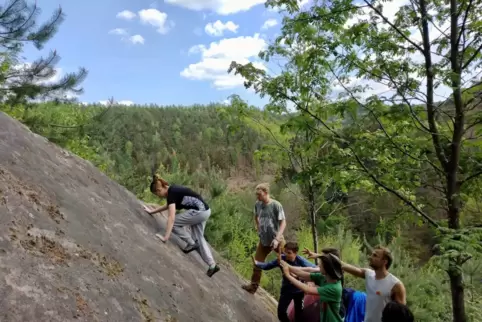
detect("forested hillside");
top-left (2, 101), bottom-right (482, 321)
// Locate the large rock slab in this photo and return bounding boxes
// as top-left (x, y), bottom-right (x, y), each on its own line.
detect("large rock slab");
top-left (0, 112), bottom-right (277, 322)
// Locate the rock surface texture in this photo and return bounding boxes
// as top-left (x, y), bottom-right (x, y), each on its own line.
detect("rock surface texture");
top-left (0, 112), bottom-right (277, 322)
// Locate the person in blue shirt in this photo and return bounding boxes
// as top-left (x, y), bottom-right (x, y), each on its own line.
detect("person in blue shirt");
top-left (253, 241), bottom-right (316, 322)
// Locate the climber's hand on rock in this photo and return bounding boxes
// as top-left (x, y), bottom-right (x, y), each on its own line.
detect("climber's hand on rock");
top-left (143, 205), bottom-right (152, 215)
top-left (155, 233), bottom-right (167, 242)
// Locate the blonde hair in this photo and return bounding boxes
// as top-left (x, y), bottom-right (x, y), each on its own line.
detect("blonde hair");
top-left (255, 183), bottom-right (270, 194)
top-left (374, 245), bottom-right (393, 269)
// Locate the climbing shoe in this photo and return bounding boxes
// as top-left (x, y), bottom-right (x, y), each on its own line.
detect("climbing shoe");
top-left (241, 283), bottom-right (258, 294)
top-left (182, 240), bottom-right (200, 254)
top-left (207, 264), bottom-right (220, 277)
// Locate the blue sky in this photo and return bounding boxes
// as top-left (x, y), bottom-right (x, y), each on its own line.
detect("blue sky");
top-left (21, 0), bottom-right (311, 107)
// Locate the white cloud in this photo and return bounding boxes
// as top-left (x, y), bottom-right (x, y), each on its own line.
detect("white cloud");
top-left (109, 28), bottom-right (144, 45)
top-left (139, 9), bottom-right (173, 34)
top-left (267, 0), bottom-right (311, 13)
top-left (165, 0), bottom-right (265, 15)
top-left (205, 20), bottom-right (239, 36)
top-left (108, 28), bottom-right (128, 36)
top-left (261, 19), bottom-right (277, 30)
top-left (129, 35), bottom-right (145, 44)
top-left (118, 100), bottom-right (135, 106)
top-left (181, 34), bottom-right (267, 89)
top-left (99, 100), bottom-right (135, 106)
top-left (116, 10), bottom-right (136, 20)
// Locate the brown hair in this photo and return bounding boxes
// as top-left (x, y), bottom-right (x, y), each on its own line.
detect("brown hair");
top-left (375, 245), bottom-right (393, 269)
top-left (321, 247), bottom-right (344, 286)
top-left (150, 174), bottom-right (169, 193)
top-left (321, 247), bottom-right (341, 259)
top-left (255, 183), bottom-right (270, 194)
top-left (320, 254), bottom-right (342, 281)
top-left (382, 302), bottom-right (414, 322)
top-left (284, 241), bottom-right (299, 253)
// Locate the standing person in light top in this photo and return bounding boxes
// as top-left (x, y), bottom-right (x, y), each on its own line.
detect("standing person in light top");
top-left (242, 183), bottom-right (287, 294)
top-left (304, 245), bottom-right (406, 322)
top-left (252, 241), bottom-right (317, 322)
top-left (279, 253), bottom-right (344, 322)
top-left (144, 175), bottom-right (220, 277)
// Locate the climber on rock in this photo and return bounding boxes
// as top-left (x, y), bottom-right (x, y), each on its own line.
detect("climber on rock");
top-left (252, 241), bottom-right (317, 322)
top-left (144, 174), bottom-right (220, 277)
top-left (242, 183), bottom-right (287, 294)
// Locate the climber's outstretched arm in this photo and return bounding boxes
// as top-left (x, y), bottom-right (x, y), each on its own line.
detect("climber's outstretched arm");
top-left (144, 204), bottom-right (168, 215)
top-left (163, 204), bottom-right (176, 240)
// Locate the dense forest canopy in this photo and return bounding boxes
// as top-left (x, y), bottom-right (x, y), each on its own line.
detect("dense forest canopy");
top-left (1, 0), bottom-right (482, 321)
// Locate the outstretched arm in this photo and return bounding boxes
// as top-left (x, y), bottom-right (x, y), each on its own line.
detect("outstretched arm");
top-left (144, 204), bottom-right (168, 215)
top-left (341, 262), bottom-right (366, 279)
top-left (302, 248), bottom-right (365, 279)
top-left (254, 257), bottom-right (279, 271)
top-left (280, 261), bottom-right (312, 281)
top-left (296, 266), bottom-right (320, 273)
top-left (284, 273), bottom-right (319, 295)
top-left (163, 203), bottom-right (176, 240)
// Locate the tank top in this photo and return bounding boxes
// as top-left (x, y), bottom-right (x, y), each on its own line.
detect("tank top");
top-left (363, 269), bottom-right (400, 322)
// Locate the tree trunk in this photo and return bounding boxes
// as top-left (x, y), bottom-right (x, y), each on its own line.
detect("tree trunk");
top-left (448, 265), bottom-right (466, 322)
top-left (307, 177), bottom-right (318, 256)
top-left (446, 199), bottom-right (466, 322)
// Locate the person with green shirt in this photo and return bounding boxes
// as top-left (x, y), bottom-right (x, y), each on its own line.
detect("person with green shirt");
top-left (280, 253), bottom-right (343, 322)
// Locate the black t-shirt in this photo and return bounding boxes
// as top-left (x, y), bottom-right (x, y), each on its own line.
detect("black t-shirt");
top-left (166, 184), bottom-right (209, 211)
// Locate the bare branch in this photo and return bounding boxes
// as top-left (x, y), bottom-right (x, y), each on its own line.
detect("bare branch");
top-left (351, 150), bottom-right (439, 227)
top-left (460, 170), bottom-right (482, 187)
top-left (462, 43), bottom-right (482, 70)
top-left (246, 115), bottom-right (303, 172)
top-left (328, 63), bottom-right (445, 175)
top-left (363, 0), bottom-right (424, 53)
top-left (456, 0), bottom-right (474, 49)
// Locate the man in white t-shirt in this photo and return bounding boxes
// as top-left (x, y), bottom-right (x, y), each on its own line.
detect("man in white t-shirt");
top-left (341, 246), bottom-right (406, 322)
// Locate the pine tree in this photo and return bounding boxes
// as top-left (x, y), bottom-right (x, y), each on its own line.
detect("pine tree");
top-left (0, 0), bottom-right (87, 105)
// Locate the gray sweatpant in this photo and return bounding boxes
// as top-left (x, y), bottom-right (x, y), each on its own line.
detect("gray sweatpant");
top-left (172, 208), bottom-right (215, 266)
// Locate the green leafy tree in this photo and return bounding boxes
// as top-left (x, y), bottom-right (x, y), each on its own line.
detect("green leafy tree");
top-left (229, 0), bottom-right (482, 320)
top-left (0, 0), bottom-right (87, 105)
top-left (228, 96), bottom-right (353, 256)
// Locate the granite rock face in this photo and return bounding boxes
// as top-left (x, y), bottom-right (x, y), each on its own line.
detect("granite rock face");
top-left (0, 112), bottom-right (277, 322)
